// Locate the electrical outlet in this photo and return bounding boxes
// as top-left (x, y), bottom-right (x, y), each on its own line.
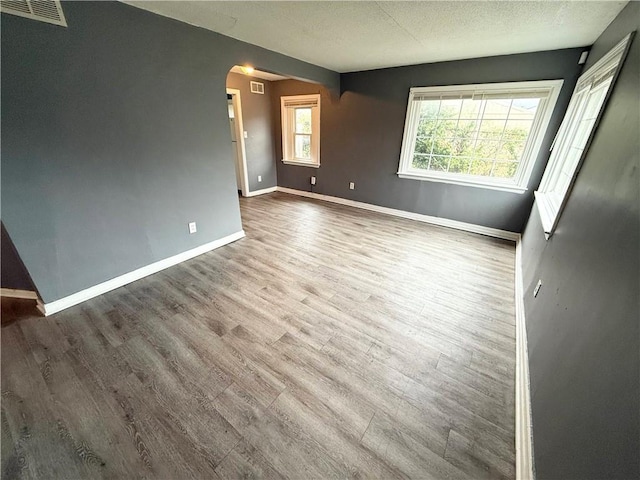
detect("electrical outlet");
top-left (311, 176), bottom-right (316, 185)
top-left (258, 175), bottom-right (262, 182)
top-left (533, 280), bottom-right (542, 297)
top-left (188, 222), bottom-right (197, 234)
top-left (349, 182), bottom-right (355, 190)
top-left (243, 131), bottom-right (248, 139)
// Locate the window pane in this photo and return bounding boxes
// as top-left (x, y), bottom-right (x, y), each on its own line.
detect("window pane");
top-left (412, 153), bottom-right (430, 170)
top-left (294, 134), bottom-right (311, 159)
top-left (404, 86), bottom-right (556, 183)
top-left (419, 100), bottom-right (440, 119)
top-left (469, 159), bottom-right (493, 176)
top-left (460, 99), bottom-right (482, 119)
top-left (491, 161), bottom-right (519, 178)
top-left (448, 157), bottom-right (472, 174)
top-left (428, 155), bottom-right (449, 172)
top-left (496, 140), bottom-right (526, 161)
top-left (439, 99), bottom-right (462, 119)
top-left (414, 137), bottom-right (433, 155)
top-left (472, 140), bottom-right (501, 159)
top-left (456, 120), bottom-right (478, 138)
top-left (295, 108), bottom-right (312, 134)
top-left (483, 99), bottom-right (512, 119)
top-left (479, 119), bottom-right (506, 140)
top-left (510, 98), bottom-right (540, 120)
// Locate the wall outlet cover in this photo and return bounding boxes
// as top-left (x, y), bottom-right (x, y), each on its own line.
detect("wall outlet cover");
top-left (311, 176), bottom-right (316, 185)
top-left (188, 222), bottom-right (197, 234)
top-left (349, 182), bottom-right (355, 190)
top-left (258, 175), bottom-right (262, 182)
top-left (534, 279), bottom-right (542, 297)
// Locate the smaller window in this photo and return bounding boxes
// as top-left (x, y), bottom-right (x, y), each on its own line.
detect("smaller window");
top-left (397, 81), bottom-right (563, 193)
top-left (281, 94), bottom-right (320, 168)
top-left (535, 33), bottom-right (632, 237)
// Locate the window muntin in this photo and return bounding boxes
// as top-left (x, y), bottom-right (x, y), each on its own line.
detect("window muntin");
top-left (281, 95), bottom-right (320, 167)
top-left (535, 33), bottom-right (632, 236)
top-left (398, 81), bottom-right (563, 193)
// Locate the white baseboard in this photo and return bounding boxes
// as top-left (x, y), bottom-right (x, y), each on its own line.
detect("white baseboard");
top-left (246, 186), bottom-right (277, 197)
top-left (515, 237), bottom-right (535, 479)
top-left (276, 187), bottom-right (519, 242)
top-left (41, 230), bottom-right (246, 316)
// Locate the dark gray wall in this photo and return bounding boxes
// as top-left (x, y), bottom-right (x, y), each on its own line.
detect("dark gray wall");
top-left (521, 3), bottom-right (639, 479)
top-left (275, 49), bottom-right (585, 233)
top-left (1, 223), bottom-right (36, 292)
top-left (226, 72), bottom-right (277, 192)
top-left (1, 1), bottom-right (338, 303)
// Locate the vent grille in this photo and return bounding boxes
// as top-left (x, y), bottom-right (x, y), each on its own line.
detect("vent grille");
top-left (1, 0), bottom-right (67, 27)
top-left (250, 81), bottom-right (265, 95)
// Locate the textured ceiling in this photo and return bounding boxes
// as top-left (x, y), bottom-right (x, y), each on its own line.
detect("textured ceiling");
top-left (123, 1), bottom-right (627, 73)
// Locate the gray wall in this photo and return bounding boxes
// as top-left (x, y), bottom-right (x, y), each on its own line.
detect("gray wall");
top-left (275, 49), bottom-right (585, 233)
top-left (521, 3), bottom-right (639, 478)
top-left (1, 1), bottom-right (338, 303)
top-left (271, 79), bottom-right (328, 189)
top-left (226, 72), bottom-right (277, 192)
top-left (1, 223), bottom-right (35, 292)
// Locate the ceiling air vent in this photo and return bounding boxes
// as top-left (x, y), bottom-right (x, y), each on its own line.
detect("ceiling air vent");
top-left (250, 81), bottom-right (265, 95)
top-left (1, 0), bottom-right (67, 27)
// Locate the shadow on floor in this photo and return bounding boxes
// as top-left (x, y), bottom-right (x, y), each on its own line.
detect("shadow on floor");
top-left (1, 297), bottom-right (43, 326)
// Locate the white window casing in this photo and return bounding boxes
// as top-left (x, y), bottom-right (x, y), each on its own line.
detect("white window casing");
top-left (397, 80), bottom-right (564, 193)
top-left (281, 94), bottom-right (321, 168)
top-left (535, 33), bottom-right (633, 237)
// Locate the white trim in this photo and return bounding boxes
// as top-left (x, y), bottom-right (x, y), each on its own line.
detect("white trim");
top-left (515, 236), bottom-right (535, 480)
top-left (281, 94), bottom-right (321, 167)
top-left (535, 33), bottom-right (633, 237)
top-left (276, 187), bottom-right (519, 241)
top-left (397, 80), bottom-right (563, 193)
top-left (245, 186), bottom-right (277, 197)
top-left (227, 88), bottom-right (250, 197)
top-left (397, 172), bottom-right (527, 194)
top-left (281, 160), bottom-right (321, 168)
top-left (0, 288), bottom-right (38, 300)
top-left (40, 230), bottom-right (245, 316)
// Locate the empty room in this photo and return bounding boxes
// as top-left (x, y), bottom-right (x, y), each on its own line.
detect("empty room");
top-left (1, 1), bottom-right (638, 479)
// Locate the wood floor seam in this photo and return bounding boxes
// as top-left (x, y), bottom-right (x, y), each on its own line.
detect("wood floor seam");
top-left (1, 192), bottom-right (516, 479)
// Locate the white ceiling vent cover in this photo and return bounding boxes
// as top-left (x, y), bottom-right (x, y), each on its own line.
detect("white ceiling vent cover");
top-left (1, 0), bottom-right (67, 27)
top-left (250, 81), bottom-right (265, 95)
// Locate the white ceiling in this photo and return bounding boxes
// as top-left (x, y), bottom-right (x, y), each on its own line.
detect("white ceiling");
top-left (123, 1), bottom-right (627, 73)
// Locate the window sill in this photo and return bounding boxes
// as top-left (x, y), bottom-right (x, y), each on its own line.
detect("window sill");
top-left (282, 159), bottom-right (320, 168)
top-left (397, 172), bottom-right (528, 194)
top-left (533, 191), bottom-right (558, 238)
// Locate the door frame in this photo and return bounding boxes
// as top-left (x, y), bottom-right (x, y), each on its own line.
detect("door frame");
top-left (226, 88), bottom-right (250, 197)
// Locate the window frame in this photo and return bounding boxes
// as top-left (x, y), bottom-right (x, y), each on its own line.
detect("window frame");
top-left (535, 33), bottom-right (633, 237)
top-left (397, 80), bottom-right (564, 193)
top-left (281, 94), bottom-right (321, 168)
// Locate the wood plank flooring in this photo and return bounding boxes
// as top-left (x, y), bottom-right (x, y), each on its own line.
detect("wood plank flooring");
top-left (1, 192), bottom-right (516, 479)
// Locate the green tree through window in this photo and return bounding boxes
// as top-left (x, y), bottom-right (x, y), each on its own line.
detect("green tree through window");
top-left (411, 98), bottom-right (537, 179)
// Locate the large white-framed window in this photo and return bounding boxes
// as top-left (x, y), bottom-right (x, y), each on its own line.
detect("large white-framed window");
top-left (535, 33), bottom-right (632, 237)
top-left (397, 80), bottom-right (564, 193)
top-left (281, 94), bottom-right (320, 168)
